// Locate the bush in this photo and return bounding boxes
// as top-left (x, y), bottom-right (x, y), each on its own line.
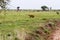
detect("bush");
top-left (28, 15), bottom-right (35, 18)
top-left (15, 37), bottom-right (19, 40)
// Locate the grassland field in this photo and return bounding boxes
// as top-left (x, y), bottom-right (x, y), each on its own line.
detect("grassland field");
top-left (0, 10), bottom-right (60, 40)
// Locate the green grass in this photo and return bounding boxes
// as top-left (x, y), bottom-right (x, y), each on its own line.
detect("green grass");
top-left (0, 10), bottom-right (60, 40)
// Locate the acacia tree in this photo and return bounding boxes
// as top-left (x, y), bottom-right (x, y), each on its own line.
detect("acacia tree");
top-left (41, 6), bottom-right (49, 11)
top-left (0, 0), bottom-right (9, 9)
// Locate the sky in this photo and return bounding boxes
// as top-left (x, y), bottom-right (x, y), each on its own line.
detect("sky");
top-left (7, 0), bottom-right (60, 9)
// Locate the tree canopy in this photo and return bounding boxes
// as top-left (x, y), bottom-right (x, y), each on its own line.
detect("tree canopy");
top-left (0, 0), bottom-right (9, 9)
top-left (41, 6), bottom-right (49, 11)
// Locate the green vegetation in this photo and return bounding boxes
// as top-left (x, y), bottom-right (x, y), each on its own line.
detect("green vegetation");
top-left (0, 11), bottom-right (60, 40)
top-left (41, 5), bottom-right (49, 11)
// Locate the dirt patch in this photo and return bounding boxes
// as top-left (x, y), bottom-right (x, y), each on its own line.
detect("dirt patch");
top-left (13, 19), bottom-right (60, 40)
top-left (47, 20), bottom-right (60, 40)
top-left (47, 28), bottom-right (60, 40)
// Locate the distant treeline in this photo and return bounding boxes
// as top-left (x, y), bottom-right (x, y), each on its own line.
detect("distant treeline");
top-left (0, 9), bottom-right (60, 12)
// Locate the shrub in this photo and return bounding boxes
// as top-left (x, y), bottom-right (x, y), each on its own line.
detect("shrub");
top-left (56, 12), bottom-right (59, 15)
top-left (15, 37), bottom-right (19, 40)
top-left (28, 15), bottom-right (34, 18)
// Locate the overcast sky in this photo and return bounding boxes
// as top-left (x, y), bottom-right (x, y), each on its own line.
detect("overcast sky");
top-left (7, 0), bottom-right (60, 9)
